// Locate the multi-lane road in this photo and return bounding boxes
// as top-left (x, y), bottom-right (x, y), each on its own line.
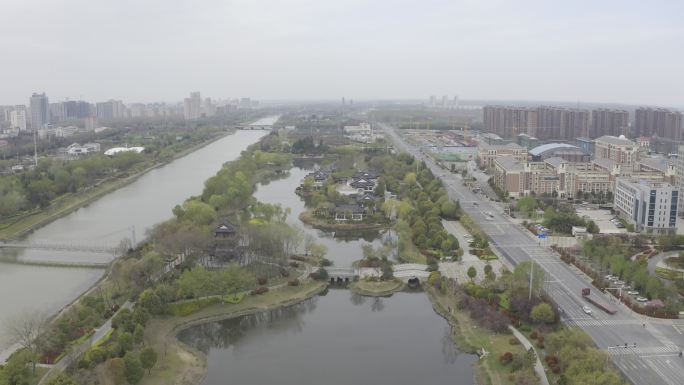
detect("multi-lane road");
top-left (381, 123), bottom-right (684, 385)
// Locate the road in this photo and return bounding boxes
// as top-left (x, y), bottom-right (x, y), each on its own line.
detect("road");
top-left (381, 123), bottom-right (684, 385)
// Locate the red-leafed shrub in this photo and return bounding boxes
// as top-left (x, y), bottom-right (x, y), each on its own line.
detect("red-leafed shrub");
top-left (288, 278), bottom-right (300, 286)
top-left (250, 287), bottom-right (269, 295)
top-left (257, 277), bottom-right (268, 285)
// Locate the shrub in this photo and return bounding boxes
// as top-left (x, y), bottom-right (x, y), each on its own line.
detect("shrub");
top-left (509, 338), bottom-right (520, 345)
top-left (320, 258), bottom-right (333, 267)
top-left (545, 354), bottom-right (558, 365)
top-left (250, 286), bottom-right (269, 295)
top-left (550, 363), bottom-right (561, 374)
top-left (289, 261), bottom-right (299, 268)
top-left (288, 278), bottom-right (300, 286)
top-left (223, 292), bottom-right (245, 304)
top-left (500, 352), bottom-right (513, 365)
top-left (257, 277), bottom-right (268, 285)
top-left (280, 269), bottom-right (290, 278)
top-left (529, 331), bottom-right (538, 340)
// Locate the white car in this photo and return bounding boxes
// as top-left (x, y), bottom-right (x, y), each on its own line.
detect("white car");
top-left (582, 305), bottom-right (593, 315)
top-left (628, 291), bottom-right (639, 295)
top-left (636, 296), bottom-right (648, 302)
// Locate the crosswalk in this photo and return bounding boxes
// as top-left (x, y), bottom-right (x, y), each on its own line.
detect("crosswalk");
top-left (566, 318), bottom-right (643, 327)
top-left (609, 344), bottom-right (681, 357)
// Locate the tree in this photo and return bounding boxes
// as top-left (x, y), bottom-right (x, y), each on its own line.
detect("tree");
top-left (118, 331), bottom-right (134, 355)
top-left (139, 347), bottom-right (158, 374)
top-left (45, 374), bottom-right (78, 385)
top-left (133, 324), bottom-right (145, 344)
top-left (105, 357), bottom-right (126, 385)
top-left (3, 311), bottom-right (47, 374)
top-left (123, 352), bottom-right (144, 385)
top-left (467, 266), bottom-right (477, 282)
top-left (530, 303), bottom-right (556, 324)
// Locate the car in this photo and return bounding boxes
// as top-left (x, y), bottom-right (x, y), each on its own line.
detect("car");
top-left (604, 275), bottom-right (614, 281)
top-left (636, 296), bottom-right (648, 302)
top-left (628, 290), bottom-right (639, 295)
top-left (486, 216), bottom-right (494, 221)
top-left (608, 276), bottom-right (618, 281)
top-left (473, 202), bottom-right (478, 206)
top-left (582, 305), bottom-right (593, 315)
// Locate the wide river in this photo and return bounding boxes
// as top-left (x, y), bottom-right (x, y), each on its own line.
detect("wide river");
top-left (0, 130), bottom-right (267, 350)
top-left (178, 290), bottom-right (476, 385)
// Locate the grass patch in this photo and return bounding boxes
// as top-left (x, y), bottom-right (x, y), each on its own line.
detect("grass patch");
top-left (222, 292), bottom-right (246, 304)
top-left (92, 328), bottom-right (114, 348)
top-left (350, 279), bottom-right (403, 296)
top-left (427, 288), bottom-right (531, 385)
top-left (69, 330), bottom-right (95, 346)
top-left (167, 297), bottom-right (222, 317)
top-left (655, 266), bottom-right (684, 280)
top-left (0, 366), bottom-right (48, 385)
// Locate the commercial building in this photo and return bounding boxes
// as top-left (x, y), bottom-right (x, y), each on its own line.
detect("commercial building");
top-left (614, 179), bottom-right (678, 232)
top-left (635, 107), bottom-right (682, 141)
top-left (528, 143), bottom-right (589, 162)
top-left (594, 135), bottom-right (639, 170)
top-left (30, 92), bottom-right (50, 130)
top-left (591, 108), bottom-right (629, 138)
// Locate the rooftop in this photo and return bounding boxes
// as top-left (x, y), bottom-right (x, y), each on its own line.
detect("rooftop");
top-left (595, 135), bottom-right (635, 146)
top-left (529, 143), bottom-right (580, 156)
top-left (495, 156), bottom-right (524, 171)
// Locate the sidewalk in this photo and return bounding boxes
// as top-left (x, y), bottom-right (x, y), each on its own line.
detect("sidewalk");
top-left (509, 325), bottom-right (550, 385)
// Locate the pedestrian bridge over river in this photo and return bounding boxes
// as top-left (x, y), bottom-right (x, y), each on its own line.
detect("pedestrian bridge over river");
top-left (326, 264), bottom-right (430, 283)
top-left (0, 241), bottom-right (117, 254)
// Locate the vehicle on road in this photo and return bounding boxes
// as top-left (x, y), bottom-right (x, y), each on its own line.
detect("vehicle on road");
top-left (636, 296), bottom-right (648, 302)
top-left (582, 305), bottom-right (593, 315)
top-left (581, 288), bottom-right (617, 314)
top-left (628, 290), bottom-right (639, 295)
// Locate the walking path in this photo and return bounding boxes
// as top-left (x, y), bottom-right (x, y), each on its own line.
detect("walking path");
top-left (508, 325), bottom-right (550, 385)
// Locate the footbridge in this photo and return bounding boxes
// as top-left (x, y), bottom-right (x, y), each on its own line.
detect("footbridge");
top-left (325, 264), bottom-right (430, 284)
top-left (0, 241), bottom-right (117, 254)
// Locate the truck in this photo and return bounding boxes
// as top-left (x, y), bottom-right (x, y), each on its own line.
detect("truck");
top-left (581, 288), bottom-right (617, 315)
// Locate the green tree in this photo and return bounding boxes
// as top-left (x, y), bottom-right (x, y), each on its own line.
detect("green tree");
top-left (118, 331), bottom-right (134, 355)
top-left (105, 358), bottom-right (126, 385)
top-left (139, 347), bottom-right (158, 374)
top-left (133, 324), bottom-right (144, 344)
top-left (530, 303), bottom-right (556, 324)
top-left (467, 266), bottom-right (477, 282)
top-left (123, 352), bottom-right (144, 385)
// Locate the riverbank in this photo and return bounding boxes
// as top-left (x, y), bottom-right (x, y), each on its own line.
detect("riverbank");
top-left (349, 279), bottom-right (404, 296)
top-left (0, 130), bottom-right (233, 241)
top-left (426, 288), bottom-right (532, 385)
top-left (138, 281), bottom-right (327, 385)
top-left (298, 210), bottom-right (386, 232)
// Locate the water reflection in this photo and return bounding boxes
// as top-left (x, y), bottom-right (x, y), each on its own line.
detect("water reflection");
top-left (178, 291), bottom-right (476, 385)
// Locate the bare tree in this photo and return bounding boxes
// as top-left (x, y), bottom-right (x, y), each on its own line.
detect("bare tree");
top-left (3, 311), bottom-right (48, 373)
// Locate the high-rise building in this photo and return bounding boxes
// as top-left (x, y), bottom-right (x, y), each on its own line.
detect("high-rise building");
top-left (676, 144), bottom-right (684, 215)
top-left (635, 107), bottom-right (682, 141)
top-left (591, 109), bottom-right (629, 138)
top-left (30, 92), bottom-right (50, 130)
top-left (10, 109), bottom-right (27, 131)
top-left (483, 106), bottom-right (537, 138)
top-left (64, 100), bottom-right (92, 119)
top-left (183, 92), bottom-right (201, 120)
top-left (49, 102), bottom-right (66, 123)
top-left (97, 100), bottom-right (125, 119)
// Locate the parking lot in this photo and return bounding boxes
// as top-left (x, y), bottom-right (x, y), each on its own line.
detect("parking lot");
top-left (576, 207), bottom-right (626, 234)
top-left (603, 274), bottom-right (647, 303)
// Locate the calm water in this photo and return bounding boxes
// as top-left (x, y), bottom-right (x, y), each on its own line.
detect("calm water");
top-left (178, 290), bottom-right (476, 385)
top-left (254, 167), bottom-right (387, 267)
top-left (0, 130), bottom-right (266, 349)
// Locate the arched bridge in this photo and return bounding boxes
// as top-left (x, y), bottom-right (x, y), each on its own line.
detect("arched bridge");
top-left (0, 241), bottom-right (117, 254)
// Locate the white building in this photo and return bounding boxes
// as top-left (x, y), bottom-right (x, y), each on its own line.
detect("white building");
top-left (676, 144), bottom-right (684, 215)
top-left (614, 178), bottom-right (678, 233)
top-left (66, 142), bottom-right (101, 156)
top-left (10, 109), bottom-right (27, 131)
top-left (183, 92), bottom-right (201, 120)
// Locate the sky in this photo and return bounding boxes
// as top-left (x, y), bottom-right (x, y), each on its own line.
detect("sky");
top-left (1, 0), bottom-right (683, 107)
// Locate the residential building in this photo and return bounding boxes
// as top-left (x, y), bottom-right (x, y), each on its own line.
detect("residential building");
top-left (591, 108), bottom-right (629, 138)
top-left (30, 92), bottom-right (50, 130)
top-left (49, 102), bottom-right (66, 123)
top-left (483, 106), bottom-right (537, 138)
top-left (676, 144), bottom-right (684, 215)
top-left (64, 100), bottom-right (92, 119)
top-left (636, 137), bottom-right (650, 150)
top-left (594, 135), bottom-right (639, 170)
top-left (183, 92), bottom-right (202, 120)
top-left (635, 107), bottom-right (682, 141)
top-left (476, 142), bottom-right (527, 167)
top-left (614, 179), bottom-right (678, 232)
top-left (96, 100), bottom-right (125, 119)
top-left (10, 109), bottom-right (27, 131)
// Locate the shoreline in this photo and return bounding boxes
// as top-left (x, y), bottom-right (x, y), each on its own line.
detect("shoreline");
top-left (140, 281), bottom-right (327, 385)
top-left (349, 279), bottom-right (404, 296)
top-left (0, 130), bottom-right (234, 241)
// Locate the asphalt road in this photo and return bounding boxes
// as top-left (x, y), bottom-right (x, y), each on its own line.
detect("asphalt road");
top-left (381, 123), bottom-right (684, 385)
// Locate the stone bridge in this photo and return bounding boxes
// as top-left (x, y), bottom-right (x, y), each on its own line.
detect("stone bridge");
top-left (324, 264), bottom-right (430, 284)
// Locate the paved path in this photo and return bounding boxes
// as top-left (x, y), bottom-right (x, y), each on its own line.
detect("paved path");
top-left (509, 326), bottom-right (550, 385)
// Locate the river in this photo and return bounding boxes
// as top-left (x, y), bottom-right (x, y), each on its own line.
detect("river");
top-left (178, 290), bottom-right (476, 385)
top-left (0, 130), bottom-right (267, 350)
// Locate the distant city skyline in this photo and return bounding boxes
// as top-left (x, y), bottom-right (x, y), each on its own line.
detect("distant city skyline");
top-left (1, 1), bottom-right (683, 106)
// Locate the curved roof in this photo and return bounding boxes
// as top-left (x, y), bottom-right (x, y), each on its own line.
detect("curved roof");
top-left (529, 143), bottom-right (579, 156)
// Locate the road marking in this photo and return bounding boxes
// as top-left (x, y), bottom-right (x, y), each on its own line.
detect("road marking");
top-left (672, 325), bottom-right (684, 335)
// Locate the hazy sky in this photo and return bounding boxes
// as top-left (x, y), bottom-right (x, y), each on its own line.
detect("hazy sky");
top-left (2, 0), bottom-right (683, 106)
